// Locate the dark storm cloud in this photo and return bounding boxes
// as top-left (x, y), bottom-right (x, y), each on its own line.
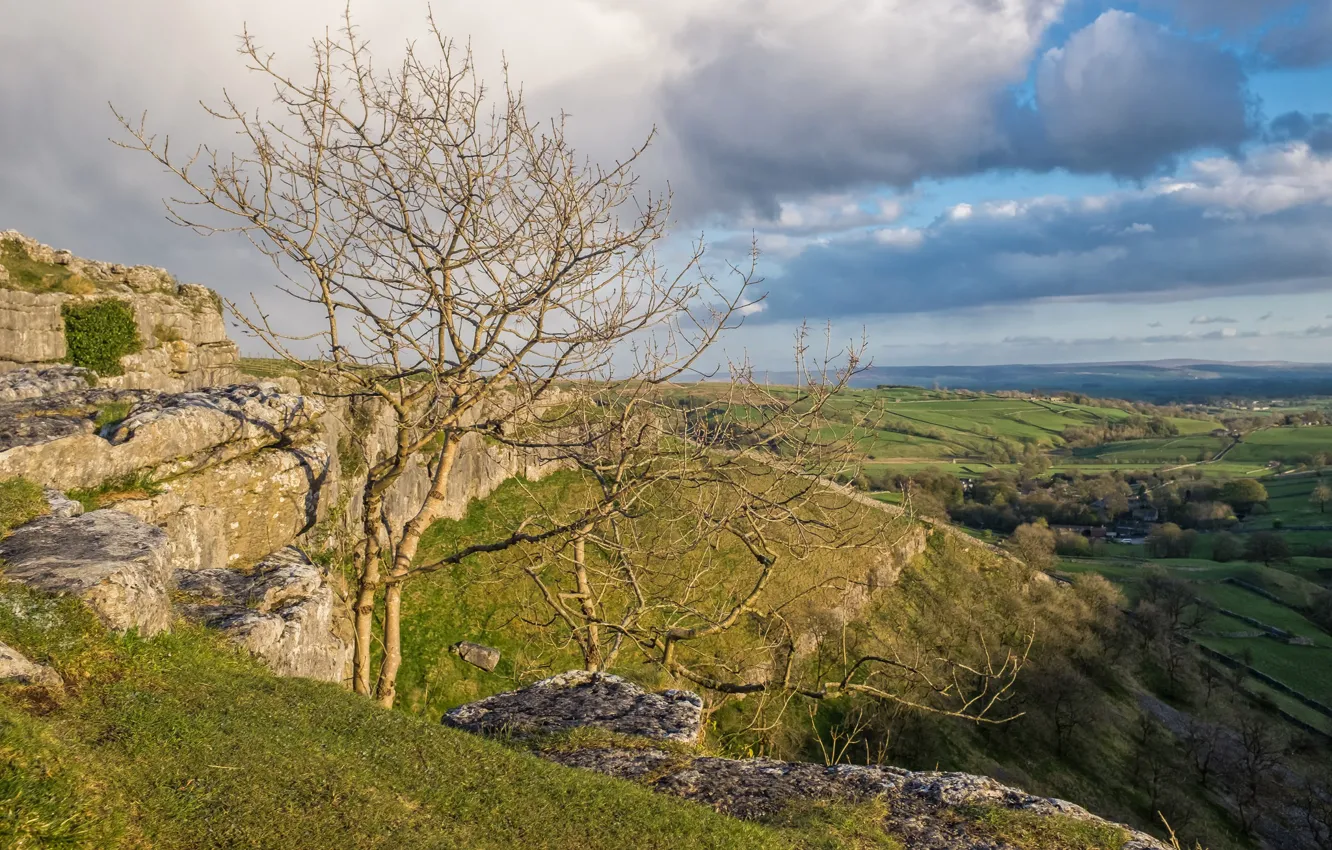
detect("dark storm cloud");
top-left (1258, 2), bottom-right (1332, 68)
top-left (1145, 0), bottom-right (1332, 70)
top-left (662, 8), bottom-right (1254, 215)
top-left (756, 175), bottom-right (1332, 321)
top-left (1269, 112), bottom-right (1332, 152)
top-left (1029, 12), bottom-right (1253, 176)
top-left (1141, 0), bottom-right (1302, 33)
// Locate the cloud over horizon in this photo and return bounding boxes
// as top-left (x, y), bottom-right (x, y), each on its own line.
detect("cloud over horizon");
top-left (1, 0), bottom-right (1331, 366)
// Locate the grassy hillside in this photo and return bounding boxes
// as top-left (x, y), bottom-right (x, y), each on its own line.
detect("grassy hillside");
top-left (387, 471), bottom-right (1262, 849)
top-left (0, 582), bottom-right (882, 850)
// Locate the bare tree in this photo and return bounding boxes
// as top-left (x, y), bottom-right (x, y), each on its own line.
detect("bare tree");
top-left (457, 361), bottom-right (1030, 723)
top-left (115, 11), bottom-right (764, 706)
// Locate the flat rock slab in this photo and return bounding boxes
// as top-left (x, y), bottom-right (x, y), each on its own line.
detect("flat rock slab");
top-left (177, 546), bottom-right (351, 683)
top-left (0, 640), bottom-right (62, 690)
top-left (546, 749), bottom-right (1169, 850)
top-left (0, 510), bottom-right (172, 635)
top-left (0, 387), bottom-right (154, 453)
top-left (0, 365), bottom-right (95, 403)
top-left (442, 671), bottom-right (703, 744)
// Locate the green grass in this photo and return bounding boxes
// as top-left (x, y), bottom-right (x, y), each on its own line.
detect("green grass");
top-left (1240, 677), bottom-right (1332, 735)
top-left (1070, 434), bottom-right (1229, 464)
top-left (93, 401), bottom-right (133, 432)
top-left (67, 471), bottom-right (164, 514)
top-left (1193, 583), bottom-right (1330, 643)
top-left (1059, 554), bottom-right (1332, 707)
top-left (0, 581), bottom-right (868, 850)
top-left (1195, 634), bottom-right (1332, 704)
top-left (962, 806), bottom-right (1129, 850)
top-left (0, 477), bottom-right (47, 538)
top-left (0, 241), bottom-right (97, 295)
top-left (1226, 427), bottom-right (1332, 465)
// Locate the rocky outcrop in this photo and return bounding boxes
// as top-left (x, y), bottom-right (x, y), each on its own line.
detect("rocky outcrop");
top-left (0, 510), bottom-right (173, 636)
top-left (0, 641), bottom-right (62, 690)
top-left (447, 674), bottom-right (1170, 850)
top-left (0, 231), bottom-right (240, 390)
top-left (0, 365), bottom-right (96, 402)
top-left (115, 437), bottom-right (331, 571)
top-left (0, 349), bottom-right (560, 685)
top-left (176, 546), bottom-right (351, 682)
top-left (444, 671), bottom-right (704, 744)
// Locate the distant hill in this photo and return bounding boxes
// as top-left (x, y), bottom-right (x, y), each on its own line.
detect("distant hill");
top-left (766, 360), bottom-right (1332, 402)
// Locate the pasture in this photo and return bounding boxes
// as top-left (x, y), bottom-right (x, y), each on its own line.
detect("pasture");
top-left (1057, 553), bottom-right (1332, 718)
top-left (1226, 426), bottom-right (1332, 464)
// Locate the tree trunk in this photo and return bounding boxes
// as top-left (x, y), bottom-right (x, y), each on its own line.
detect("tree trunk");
top-left (376, 580), bottom-right (403, 708)
top-left (573, 534), bottom-right (602, 671)
top-left (375, 435), bottom-right (463, 708)
top-left (353, 493), bottom-right (385, 696)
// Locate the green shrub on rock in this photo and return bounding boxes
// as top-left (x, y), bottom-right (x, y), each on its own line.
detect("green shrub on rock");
top-left (61, 300), bottom-right (141, 376)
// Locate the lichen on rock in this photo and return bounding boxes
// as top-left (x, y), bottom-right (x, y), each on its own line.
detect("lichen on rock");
top-left (176, 546), bottom-right (351, 682)
top-left (446, 673), bottom-right (1170, 850)
top-left (443, 671), bottom-right (705, 744)
top-left (0, 509), bottom-right (173, 636)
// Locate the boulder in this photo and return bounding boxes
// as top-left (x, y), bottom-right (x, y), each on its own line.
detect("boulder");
top-left (42, 489), bottom-right (83, 518)
top-left (176, 546), bottom-right (351, 682)
top-left (450, 641), bottom-right (500, 672)
top-left (545, 750), bottom-right (1170, 850)
top-left (115, 435), bottom-right (332, 571)
top-left (0, 641), bottom-right (62, 690)
top-left (0, 510), bottom-right (173, 635)
top-left (442, 671), bottom-right (704, 744)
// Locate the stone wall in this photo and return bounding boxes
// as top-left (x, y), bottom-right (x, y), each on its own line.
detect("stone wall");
top-left (0, 231), bottom-right (240, 390)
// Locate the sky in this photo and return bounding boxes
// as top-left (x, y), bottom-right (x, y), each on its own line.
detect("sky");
top-left (4, 1), bottom-right (1332, 368)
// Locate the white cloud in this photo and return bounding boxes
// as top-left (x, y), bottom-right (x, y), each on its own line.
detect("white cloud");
top-left (1165, 143), bottom-right (1332, 216)
top-left (873, 227), bottom-right (925, 249)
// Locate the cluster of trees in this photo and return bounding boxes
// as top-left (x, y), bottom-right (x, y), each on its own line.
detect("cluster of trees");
top-left (1062, 413), bottom-right (1179, 448)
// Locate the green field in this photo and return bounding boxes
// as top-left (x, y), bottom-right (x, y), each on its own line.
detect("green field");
top-left (1070, 434), bottom-right (1229, 464)
top-left (1226, 427), bottom-right (1332, 464)
top-left (1241, 474), bottom-right (1332, 529)
top-left (1058, 553), bottom-right (1332, 713)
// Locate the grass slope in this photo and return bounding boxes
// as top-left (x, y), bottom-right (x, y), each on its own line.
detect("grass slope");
top-left (0, 582), bottom-right (849, 850)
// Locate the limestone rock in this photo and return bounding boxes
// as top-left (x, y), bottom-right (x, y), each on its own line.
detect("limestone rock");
top-left (115, 435), bottom-right (332, 571)
top-left (546, 749), bottom-right (1169, 849)
top-left (442, 671), bottom-right (704, 744)
top-left (450, 641), bottom-right (500, 672)
top-left (0, 384), bottom-right (319, 492)
top-left (0, 231), bottom-right (241, 390)
top-left (0, 289), bottom-right (66, 365)
top-left (176, 546), bottom-right (351, 682)
top-left (0, 510), bottom-right (173, 635)
top-left (42, 489), bottom-right (83, 518)
top-left (447, 674), bottom-right (1170, 850)
top-left (106, 383), bottom-right (324, 472)
top-left (0, 365), bottom-right (94, 402)
top-left (0, 641), bottom-right (62, 690)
